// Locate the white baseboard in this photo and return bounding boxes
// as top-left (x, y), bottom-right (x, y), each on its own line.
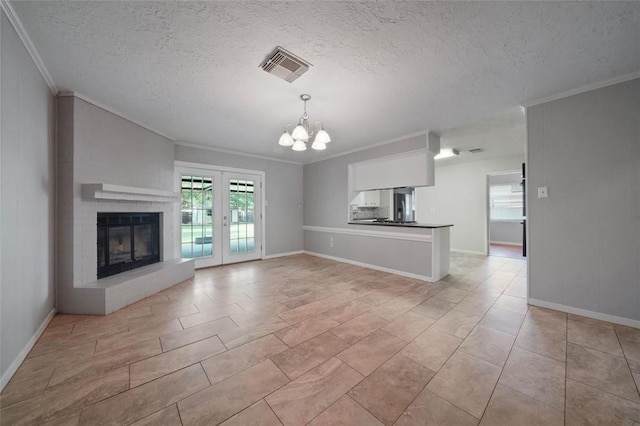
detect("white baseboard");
top-left (489, 241), bottom-right (523, 247)
top-left (262, 250), bottom-right (304, 260)
top-left (1, 308), bottom-right (57, 391)
top-left (450, 248), bottom-right (487, 256)
top-left (304, 251), bottom-right (433, 282)
top-left (528, 298), bottom-right (640, 329)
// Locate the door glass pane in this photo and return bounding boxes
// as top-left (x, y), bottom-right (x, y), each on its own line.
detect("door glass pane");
top-left (228, 179), bottom-right (255, 255)
top-left (181, 175), bottom-right (214, 259)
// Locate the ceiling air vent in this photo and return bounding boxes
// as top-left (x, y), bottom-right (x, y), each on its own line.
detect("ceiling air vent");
top-left (259, 46), bottom-right (312, 83)
top-left (469, 148), bottom-right (485, 154)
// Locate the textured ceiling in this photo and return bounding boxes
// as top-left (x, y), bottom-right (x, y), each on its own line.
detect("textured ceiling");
top-left (10, 1), bottom-right (640, 163)
top-left (439, 107), bottom-right (526, 165)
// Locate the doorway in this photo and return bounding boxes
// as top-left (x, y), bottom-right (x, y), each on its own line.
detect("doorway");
top-left (486, 170), bottom-right (525, 259)
top-left (177, 166), bottom-right (263, 268)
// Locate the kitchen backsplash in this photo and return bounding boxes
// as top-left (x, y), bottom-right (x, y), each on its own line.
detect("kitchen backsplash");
top-left (351, 206), bottom-right (389, 221)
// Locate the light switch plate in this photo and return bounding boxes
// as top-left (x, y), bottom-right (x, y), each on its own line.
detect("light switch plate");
top-left (537, 186), bottom-right (549, 198)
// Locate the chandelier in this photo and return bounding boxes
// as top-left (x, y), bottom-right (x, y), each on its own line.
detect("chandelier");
top-left (278, 94), bottom-right (331, 151)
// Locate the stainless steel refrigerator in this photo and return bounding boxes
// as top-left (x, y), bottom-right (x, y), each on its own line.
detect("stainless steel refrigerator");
top-left (393, 187), bottom-right (416, 222)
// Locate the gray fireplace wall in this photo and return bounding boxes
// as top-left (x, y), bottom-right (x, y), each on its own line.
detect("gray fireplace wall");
top-left (56, 96), bottom-right (178, 313)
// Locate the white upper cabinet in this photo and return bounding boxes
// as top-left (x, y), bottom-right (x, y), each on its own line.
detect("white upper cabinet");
top-left (356, 190), bottom-right (380, 207)
top-left (349, 133), bottom-right (440, 191)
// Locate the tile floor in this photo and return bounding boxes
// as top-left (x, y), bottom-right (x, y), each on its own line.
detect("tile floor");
top-left (488, 243), bottom-right (525, 260)
top-left (1, 253), bottom-right (640, 425)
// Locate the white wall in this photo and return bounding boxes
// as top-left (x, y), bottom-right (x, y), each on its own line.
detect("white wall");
top-left (415, 155), bottom-right (524, 254)
top-left (1, 11), bottom-right (56, 386)
top-left (527, 78), bottom-right (640, 324)
top-left (175, 145), bottom-right (304, 256)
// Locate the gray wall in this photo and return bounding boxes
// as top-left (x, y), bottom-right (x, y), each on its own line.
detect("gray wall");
top-left (304, 230), bottom-right (432, 277)
top-left (527, 78), bottom-right (640, 322)
top-left (415, 155), bottom-right (524, 253)
top-left (175, 145), bottom-right (304, 256)
top-left (489, 221), bottom-right (523, 245)
top-left (1, 12), bottom-right (56, 384)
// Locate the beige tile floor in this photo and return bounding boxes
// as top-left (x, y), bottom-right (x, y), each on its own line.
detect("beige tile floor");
top-left (1, 253), bottom-right (640, 425)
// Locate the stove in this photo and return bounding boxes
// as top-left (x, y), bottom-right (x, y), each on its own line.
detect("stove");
top-left (373, 218), bottom-right (417, 224)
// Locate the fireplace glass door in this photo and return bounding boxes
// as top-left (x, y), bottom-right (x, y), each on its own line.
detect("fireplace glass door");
top-left (109, 226), bottom-right (132, 264)
top-left (97, 213), bottom-right (160, 279)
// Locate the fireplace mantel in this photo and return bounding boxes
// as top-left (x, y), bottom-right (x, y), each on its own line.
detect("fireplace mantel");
top-left (82, 183), bottom-right (180, 203)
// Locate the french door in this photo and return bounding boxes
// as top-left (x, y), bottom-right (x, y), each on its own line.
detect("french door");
top-left (179, 168), bottom-right (262, 268)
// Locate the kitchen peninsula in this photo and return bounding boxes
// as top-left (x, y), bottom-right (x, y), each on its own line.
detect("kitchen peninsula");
top-left (305, 135), bottom-right (449, 283)
top-left (348, 220), bottom-right (453, 281)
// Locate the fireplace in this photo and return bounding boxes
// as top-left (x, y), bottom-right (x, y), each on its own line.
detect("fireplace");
top-left (97, 212), bottom-right (160, 279)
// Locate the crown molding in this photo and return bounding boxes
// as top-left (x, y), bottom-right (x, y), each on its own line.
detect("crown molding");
top-left (522, 71), bottom-right (640, 108)
top-left (60, 92), bottom-right (176, 142)
top-left (1, 0), bottom-right (57, 94)
top-left (175, 141), bottom-right (304, 166)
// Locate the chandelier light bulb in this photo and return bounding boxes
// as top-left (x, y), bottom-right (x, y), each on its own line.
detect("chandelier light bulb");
top-left (292, 140), bottom-right (307, 151)
top-left (311, 140), bottom-right (327, 150)
top-left (278, 132), bottom-right (294, 147)
top-left (291, 124), bottom-right (309, 142)
top-left (315, 129), bottom-right (331, 144)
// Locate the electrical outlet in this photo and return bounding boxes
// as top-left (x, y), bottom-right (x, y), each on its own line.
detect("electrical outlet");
top-left (330, 236), bottom-right (334, 248)
top-left (430, 207), bottom-right (436, 214)
top-left (537, 186), bottom-right (549, 198)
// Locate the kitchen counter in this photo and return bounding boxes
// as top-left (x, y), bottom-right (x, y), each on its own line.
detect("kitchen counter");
top-left (346, 219), bottom-right (452, 281)
top-left (305, 220), bottom-right (451, 281)
top-left (349, 221), bottom-right (453, 229)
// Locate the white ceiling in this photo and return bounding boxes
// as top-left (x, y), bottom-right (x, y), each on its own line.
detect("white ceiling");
top-left (10, 1), bottom-right (640, 164)
top-left (438, 107), bottom-right (526, 165)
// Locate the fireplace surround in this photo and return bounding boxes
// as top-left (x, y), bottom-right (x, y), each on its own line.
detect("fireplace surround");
top-left (97, 212), bottom-right (160, 279)
top-left (55, 97), bottom-right (195, 315)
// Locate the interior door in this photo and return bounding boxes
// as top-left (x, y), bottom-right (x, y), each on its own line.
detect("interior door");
top-left (222, 173), bottom-right (262, 264)
top-left (180, 172), bottom-right (223, 268)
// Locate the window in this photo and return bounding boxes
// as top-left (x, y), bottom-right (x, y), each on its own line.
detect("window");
top-left (489, 183), bottom-right (523, 220)
top-left (181, 175), bottom-right (213, 258)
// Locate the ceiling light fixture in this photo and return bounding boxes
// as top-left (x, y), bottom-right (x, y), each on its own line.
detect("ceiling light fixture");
top-left (434, 148), bottom-right (460, 160)
top-left (279, 94), bottom-right (331, 152)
